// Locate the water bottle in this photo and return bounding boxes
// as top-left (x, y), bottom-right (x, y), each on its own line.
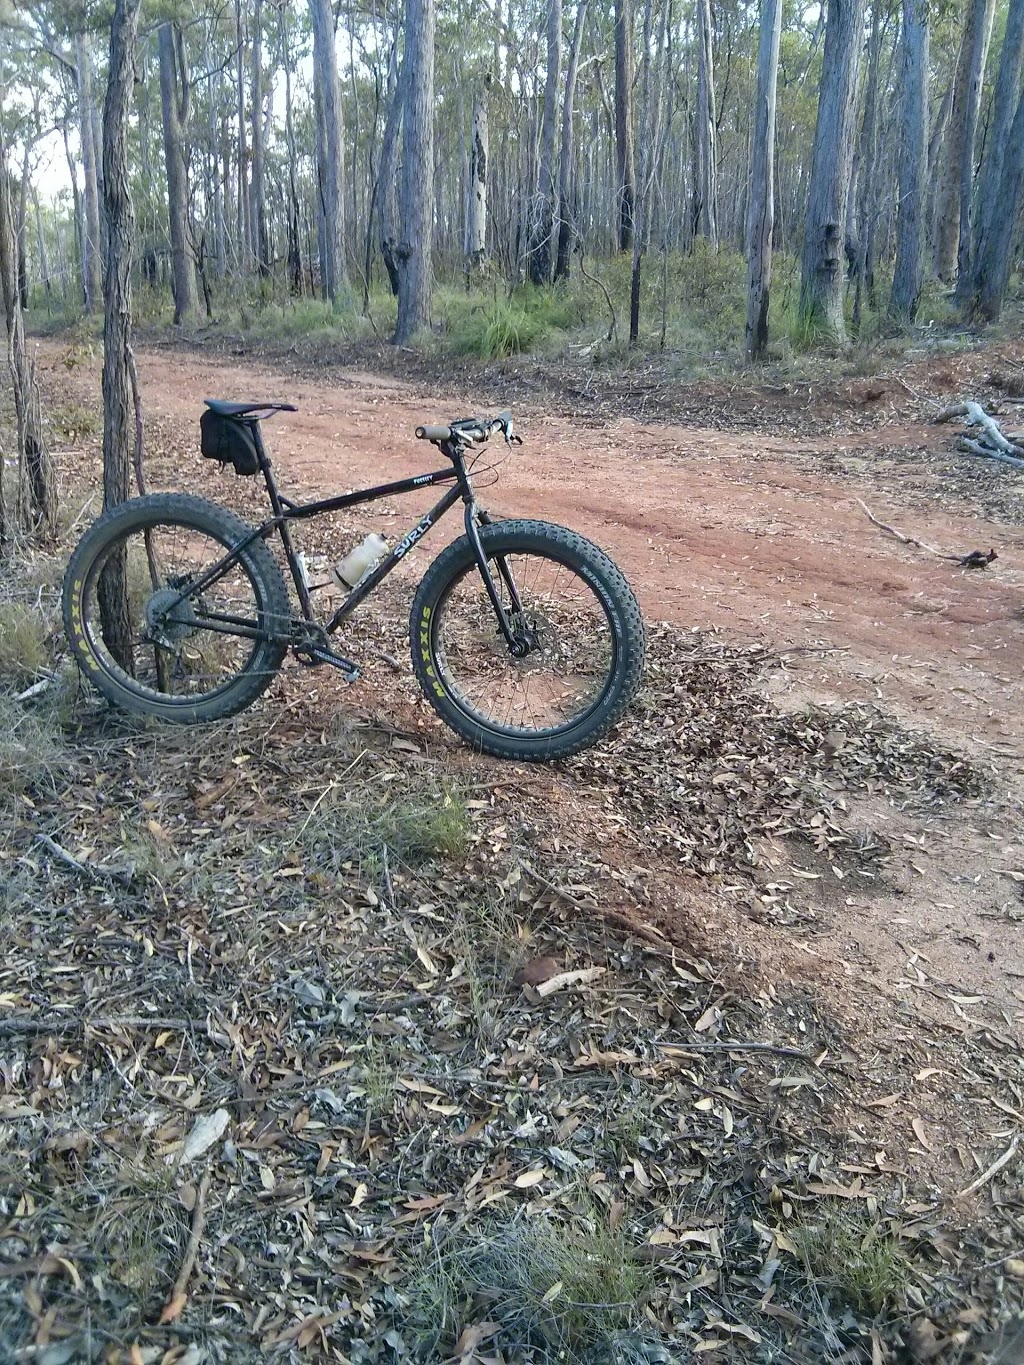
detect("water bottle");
top-left (332, 533), bottom-right (388, 589)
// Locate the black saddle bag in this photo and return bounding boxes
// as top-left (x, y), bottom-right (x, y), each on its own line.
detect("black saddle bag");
top-left (200, 410), bottom-right (260, 476)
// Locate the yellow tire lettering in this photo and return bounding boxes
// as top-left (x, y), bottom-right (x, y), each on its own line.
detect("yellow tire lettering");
top-left (419, 605), bottom-right (443, 696)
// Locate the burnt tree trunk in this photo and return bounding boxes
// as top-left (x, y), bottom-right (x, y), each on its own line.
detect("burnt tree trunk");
top-left (250, 0), bottom-right (271, 276)
top-left (694, 0), bottom-right (718, 247)
top-left (465, 73), bottom-right (491, 279)
top-left (99, 0), bottom-right (144, 669)
top-left (377, 44), bottom-right (403, 297)
top-left (961, 0), bottom-right (1024, 312)
top-left (394, 0), bottom-right (435, 342)
top-left (613, 0), bottom-right (636, 251)
top-left (309, 0), bottom-right (349, 304)
top-left (0, 126), bottom-right (56, 539)
top-left (799, 0), bottom-right (865, 344)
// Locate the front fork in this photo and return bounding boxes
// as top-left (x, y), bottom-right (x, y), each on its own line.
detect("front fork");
top-left (464, 503), bottom-right (529, 657)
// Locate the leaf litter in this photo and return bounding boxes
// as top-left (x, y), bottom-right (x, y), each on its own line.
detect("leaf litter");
top-left (0, 615), bottom-right (1020, 1363)
top-left (2, 375), bottom-right (1023, 1360)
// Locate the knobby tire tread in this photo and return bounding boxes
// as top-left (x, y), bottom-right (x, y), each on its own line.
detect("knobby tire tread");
top-left (409, 519), bottom-right (645, 761)
top-left (62, 493), bottom-right (290, 724)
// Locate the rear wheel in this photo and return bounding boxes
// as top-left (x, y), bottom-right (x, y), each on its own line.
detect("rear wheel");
top-left (62, 493), bottom-right (291, 724)
top-left (410, 519), bottom-right (644, 760)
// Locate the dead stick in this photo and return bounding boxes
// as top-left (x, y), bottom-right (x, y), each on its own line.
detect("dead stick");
top-left (0, 1015), bottom-right (198, 1037)
top-left (660, 1041), bottom-right (814, 1060)
top-left (35, 834), bottom-right (131, 886)
top-left (854, 499), bottom-right (945, 558)
top-left (956, 1136), bottom-right (1019, 1198)
top-left (163, 1170), bottom-right (211, 1316)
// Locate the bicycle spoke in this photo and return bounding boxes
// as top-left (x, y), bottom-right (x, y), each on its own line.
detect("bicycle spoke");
top-left (84, 520), bottom-right (264, 702)
top-left (432, 550), bottom-right (613, 736)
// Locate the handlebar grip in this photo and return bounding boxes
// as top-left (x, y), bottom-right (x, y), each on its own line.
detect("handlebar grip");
top-left (416, 424), bottom-right (453, 442)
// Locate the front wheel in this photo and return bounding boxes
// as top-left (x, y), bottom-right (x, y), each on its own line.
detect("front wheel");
top-left (410, 519), bottom-right (645, 761)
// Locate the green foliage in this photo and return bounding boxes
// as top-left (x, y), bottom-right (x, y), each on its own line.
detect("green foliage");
top-left (794, 1211), bottom-right (911, 1316)
top-left (405, 1213), bottom-right (656, 1361)
top-left (444, 286), bottom-right (575, 359)
top-left (302, 780), bottom-right (469, 874)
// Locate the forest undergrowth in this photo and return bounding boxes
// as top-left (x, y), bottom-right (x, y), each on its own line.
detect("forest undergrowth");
top-left (1, 364), bottom-right (1024, 1362)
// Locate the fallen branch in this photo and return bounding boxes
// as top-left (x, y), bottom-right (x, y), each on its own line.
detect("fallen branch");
top-left (159, 1170), bottom-right (211, 1324)
top-left (855, 499), bottom-right (997, 569)
top-left (956, 1135), bottom-right (1020, 1199)
top-left (964, 400), bottom-right (1024, 455)
top-left (0, 1014), bottom-right (197, 1037)
top-left (35, 834), bottom-right (131, 886)
top-left (855, 498), bottom-right (943, 557)
top-left (959, 437), bottom-right (1024, 471)
top-left (934, 402), bottom-right (968, 423)
top-left (660, 1041), bottom-right (815, 1061)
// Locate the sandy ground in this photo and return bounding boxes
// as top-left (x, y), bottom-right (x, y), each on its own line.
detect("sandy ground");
top-left (42, 341), bottom-right (1024, 1047)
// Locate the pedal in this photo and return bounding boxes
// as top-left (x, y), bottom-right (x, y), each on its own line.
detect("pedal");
top-left (306, 645), bottom-right (361, 681)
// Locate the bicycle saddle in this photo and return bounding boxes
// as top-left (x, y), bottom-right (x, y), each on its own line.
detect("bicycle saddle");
top-left (203, 399), bottom-right (297, 417)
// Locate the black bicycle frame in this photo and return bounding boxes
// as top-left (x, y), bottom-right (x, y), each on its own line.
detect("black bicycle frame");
top-left (169, 421), bottom-right (524, 652)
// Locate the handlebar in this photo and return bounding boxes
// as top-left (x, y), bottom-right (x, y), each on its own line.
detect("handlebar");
top-left (415, 410), bottom-right (515, 447)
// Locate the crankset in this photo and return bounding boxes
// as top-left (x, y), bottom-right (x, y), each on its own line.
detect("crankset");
top-left (291, 622), bottom-right (361, 681)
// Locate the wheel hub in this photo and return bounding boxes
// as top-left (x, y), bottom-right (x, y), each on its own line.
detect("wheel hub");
top-left (145, 585), bottom-right (199, 645)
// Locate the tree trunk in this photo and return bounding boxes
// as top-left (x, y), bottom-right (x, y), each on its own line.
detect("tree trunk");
top-left (974, 87), bottom-right (1024, 321)
top-left (394, 0), bottom-right (435, 342)
top-left (209, 40), bottom-right (227, 279)
top-left (234, 0), bottom-right (250, 273)
top-left (0, 122), bottom-right (56, 538)
top-left (961, 0), bottom-right (1024, 311)
top-left (377, 49), bottom-right (403, 297)
top-left (745, 0), bottom-right (783, 359)
top-left (799, 0), bottom-right (865, 345)
top-left (855, 1), bottom-right (882, 325)
top-left (529, 0), bottom-right (561, 285)
top-left (889, 0), bottom-right (929, 321)
top-left (613, 0), bottom-right (636, 252)
top-left (158, 23), bottom-right (198, 324)
top-left (465, 72), bottom-right (491, 279)
top-left (250, 0), bottom-right (271, 276)
top-left (694, 0), bottom-right (718, 247)
top-left (33, 188), bottom-right (51, 300)
top-left (629, 0), bottom-right (656, 344)
top-left (281, 0), bottom-right (303, 293)
top-left (99, 0), bottom-right (143, 670)
top-left (933, 0), bottom-right (995, 281)
top-left (76, 34), bottom-right (103, 312)
top-left (309, 0), bottom-right (349, 305)
top-left (554, 0), bottom-right (588, 282)
top-left (62, 121), bottom-right (85, 307)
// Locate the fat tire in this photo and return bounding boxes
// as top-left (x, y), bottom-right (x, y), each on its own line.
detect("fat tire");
top-left (62, 492), bottom-right (291, 724)
top-left (410, 519), bottom-right (645, 761)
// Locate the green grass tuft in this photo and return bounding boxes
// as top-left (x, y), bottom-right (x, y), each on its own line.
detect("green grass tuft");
top-left (405, 1213), bottom-right (656, 1361)
top-left (794, 1210), bottom-right (911, 1315)
top-left (302, 780), bottom-right (470, 875)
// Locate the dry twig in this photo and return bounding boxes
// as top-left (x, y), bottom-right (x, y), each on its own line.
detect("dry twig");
top-left (159, 1170), bottom-right (212, 1323)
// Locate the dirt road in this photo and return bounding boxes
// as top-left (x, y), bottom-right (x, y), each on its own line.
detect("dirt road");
top-left (43, 340), bottom-right (1024, 1035)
